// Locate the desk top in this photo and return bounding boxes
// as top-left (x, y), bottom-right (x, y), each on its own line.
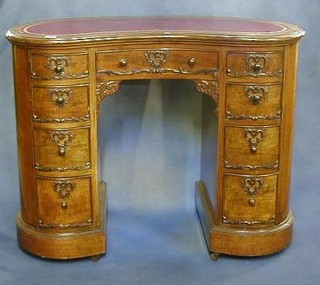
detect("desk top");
top-left (6, 17), bottom-right (304, 45)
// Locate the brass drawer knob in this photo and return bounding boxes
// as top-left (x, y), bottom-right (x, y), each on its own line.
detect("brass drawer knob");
top-left (188, 57), bottom-right (196, 67)
top-left (61, 201), bottom-right (68, 209)
top-left (119, 58), bottom-right (128, 67)
top-left (248, 199), bottom-right (256, 206)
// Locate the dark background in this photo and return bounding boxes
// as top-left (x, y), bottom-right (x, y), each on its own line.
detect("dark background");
top-left (0, 1), bottom-right (318, 284)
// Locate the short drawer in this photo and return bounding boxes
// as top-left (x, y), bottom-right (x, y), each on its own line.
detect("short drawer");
top-left (30, 52), bottom-right (89, 81)
top-left (34, 127), bottom-right (91, 172)
top-left (227, 51), bottom-right (283, 81)
top-left (223, 173), bottom-right (277, 226)
top-left (96, 49), bottom-right (218, 79)
top-left (36, 176), bottom-right (93, 229)
top-left (226, 83), bottom-right (282, 121)
top-left (224, 126), bottom-right (279, 170)
top-left (32, 84), bottom-right (90, 123)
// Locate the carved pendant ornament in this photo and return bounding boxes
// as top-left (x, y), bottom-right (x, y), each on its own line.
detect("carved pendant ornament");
top-left (53, 180), bottom-right (76, 209)
top-left (49, 130), bottom-right (74, 156)
top-left (244, 128), bottom-right (264, 153)
top-left (50, 88), bottom-right (72, 107)
top-left (242, 177), bottom-right (264, 207)
top-left (245, 85), bottom-right (269, 105)
top-left (145, 50), bottom-right (169, 68)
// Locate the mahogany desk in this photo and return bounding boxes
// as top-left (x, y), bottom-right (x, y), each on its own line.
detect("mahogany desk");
top-left (6, 17), bottom-right (304, 259)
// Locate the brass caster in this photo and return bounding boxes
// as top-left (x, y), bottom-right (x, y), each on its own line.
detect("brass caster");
top-left (210, 252), bottom-right (220, 261)
top-left (91, 254), bottom-right (104, 262)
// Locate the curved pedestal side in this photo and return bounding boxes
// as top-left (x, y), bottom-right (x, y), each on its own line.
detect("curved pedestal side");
top-left (16, 183), bottom-right (107, 260)
top-left (195, 181), bottom-right (293, 257)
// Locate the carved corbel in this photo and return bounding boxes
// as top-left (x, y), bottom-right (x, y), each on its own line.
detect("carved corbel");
top-left (96, 81), bottom-right (121, 108)
top-left (194, 80), bottom-right (219, 113)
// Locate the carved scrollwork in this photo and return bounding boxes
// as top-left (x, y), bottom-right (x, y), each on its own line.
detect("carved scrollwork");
top-left (49, 130), bottom-right (74, 156)
top-left (244, 128), bottom-right (264, 153)
top-left (222, 215), bottom-right (275, 226)
top-left (38, 219), bottom-right (93, 229)
top-left (224, 160), bottom-right (279, 170)
top-left (35, 162), bottom-right (91, 172)
top-left (32, 114), bottom-right (90, 123)
top-left (225, 111), bottom-right (281, 121)
top-left (98, 66), bottom-right (218, 77)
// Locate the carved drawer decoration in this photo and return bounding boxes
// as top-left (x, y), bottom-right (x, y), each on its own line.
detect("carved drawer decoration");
top-left (34, 127), bottom-right (91, 172)
top-left (32, 85), bottom-right (90, 123)
top-left (30, 53), bottom-right (89, 80)
top-left (224, 126), bottom-right (279, 170)
top-left (226, 52), bottom-right (283, 81)
top-left (223, 174), bottom-right (277, 226)
top-left (36, 177), bottom-right (93, 229)
top-left (225, 83), bottom-right (282, 121)
top-left (96, 49), bottom-right (219, 79)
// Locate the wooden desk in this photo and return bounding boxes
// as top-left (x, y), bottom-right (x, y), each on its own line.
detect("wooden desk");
top-left (6, 17), bottom-right (304, 259)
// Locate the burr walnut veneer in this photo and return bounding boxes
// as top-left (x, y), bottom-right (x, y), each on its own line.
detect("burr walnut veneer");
top-left (6, 17), bottom-right (304, 259)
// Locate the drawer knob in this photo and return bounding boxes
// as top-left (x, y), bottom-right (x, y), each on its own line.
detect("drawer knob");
top-left (188, 57), bottom-right (196, 67)
top-left (61, 201), bottom-right (68, 209)
top-left (50, 88), bottom-right (73, 107)
top-left (245, 86), bottom-right (269, 105)
top-left (119, 58), bottom-right (128, 67)
top-left (247, 54), bottom-right (266, 74)
top-left (56, 97), bottom-right (65, 105)
top-left (248, 199), bottom-right (256, 207)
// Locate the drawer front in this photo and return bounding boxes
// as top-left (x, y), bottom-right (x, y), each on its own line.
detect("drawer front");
top-left (226, 83), bottom-right (282, 121)
top-left (223, 174), bottom-right (277, 226)
top-left (37, 177), bottom-right (93, 229)
top-left (227, 52), bottom-right (283, 81)
top-left (34, 127), bottom-right (91, 172)
top-left (96, 49), bottom-right (218, 79)
top-left (30, 53), bottom-right (89, 81)
top-left (32, 85), bottom-right (90, 123)
top-left (224, 126), bottom-right (279, 170)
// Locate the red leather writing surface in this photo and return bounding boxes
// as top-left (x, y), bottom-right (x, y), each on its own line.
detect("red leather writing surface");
top-left (24, 17), bottom-right (285, 36)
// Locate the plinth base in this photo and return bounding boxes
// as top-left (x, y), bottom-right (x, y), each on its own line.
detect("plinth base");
top-left (195, 181), bottom-right (293, 257)
top-left (16, 182), bottom-right (107, 260)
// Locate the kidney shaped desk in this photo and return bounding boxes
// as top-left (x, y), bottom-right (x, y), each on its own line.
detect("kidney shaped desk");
top-left (6, 17), bottom-right (304, 259)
